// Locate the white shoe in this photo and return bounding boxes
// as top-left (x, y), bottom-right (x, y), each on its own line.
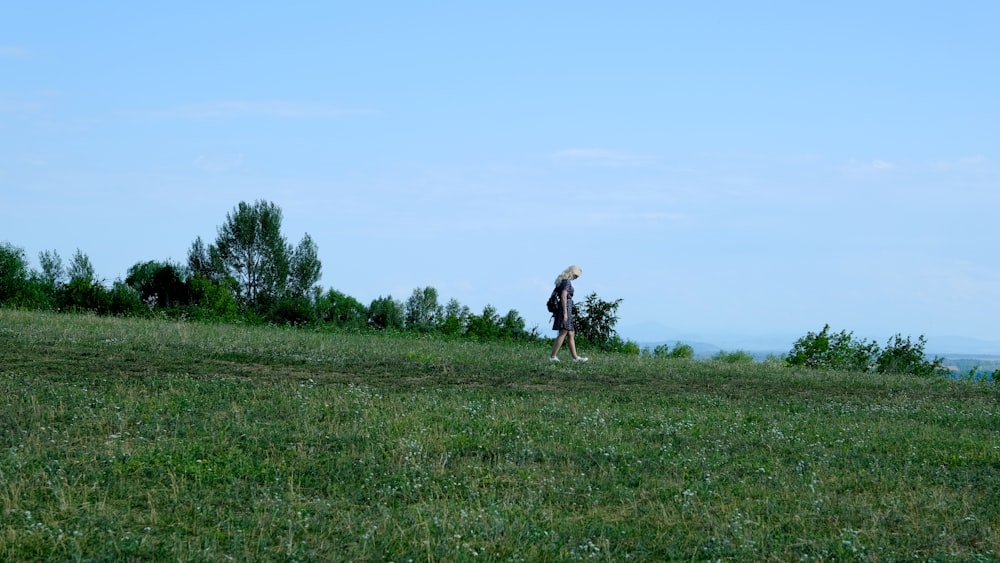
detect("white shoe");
top-left (573, 356), bottom-right (589, 363)
top-left (548, 356), bottom-right (560, 362)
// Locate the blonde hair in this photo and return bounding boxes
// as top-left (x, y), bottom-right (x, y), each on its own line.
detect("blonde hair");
top-left (554, 265), bottom-right (582, 285)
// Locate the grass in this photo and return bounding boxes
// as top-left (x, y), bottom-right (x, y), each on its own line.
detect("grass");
top-left (1, 309), bottom-right (998, 561)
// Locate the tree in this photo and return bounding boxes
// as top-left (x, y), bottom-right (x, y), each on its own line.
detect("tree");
top-left (0, 242), bottom-right (29, 306)
top-left (187, 237), bottom-right (220, 281)
top-left (287, 233), bottom-right (322, 299)
top-left (194, 200), bottom-right (321, 319)
top-left (59, 249), bottom-right (110, 313)
top-left (466, 304), bottom-right (501, 340)
top-left (317, 289), bottom-right (368, 329)
top-left (499, 309), bottom-right (528, 340)
top-left (441, 298), bottom-right (470, 335)
top-left (369, 295), bottom-right (404, 330)
top-left (38, 250), bottom-right (65, 288)
top-left (126, 260), bottom-right (191, 309)
top-left (405, 286), bottom-right (443, 332)
top-left (211, 200), bottom-right (292, 312)
top-left (67, 249), bottom-right (95, 285)
top-left (574, 292), bottom-right (623, 348)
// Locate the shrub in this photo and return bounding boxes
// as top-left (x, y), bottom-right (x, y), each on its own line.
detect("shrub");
top-left (875, 334), bottom-right (944, 376)
top-left (714, 350), bottom-right (755, 363)
top-left (787, 324), bottom-right (879, 371)
top-left (651, 343), bottom-right (695, 359)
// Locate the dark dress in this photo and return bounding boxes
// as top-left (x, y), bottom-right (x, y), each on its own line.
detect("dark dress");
top-left (551, 279), bottom-right (575, 331)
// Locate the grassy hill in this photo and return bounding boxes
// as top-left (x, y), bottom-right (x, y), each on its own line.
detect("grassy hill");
top-left (1, 310), bottom-right (998, 560)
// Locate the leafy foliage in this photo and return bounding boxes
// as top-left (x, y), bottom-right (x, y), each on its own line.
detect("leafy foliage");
top-left (573, 292), bottom-right (623, 349)
top-left (0, 242), bottom-right (29, 306)
top-left (287, 233), bottom-right (322, 299)
top-left (789, 324), bottom-right (945, 376)
top-left (316, 289), bottom-right (368, 330)
top-left (211, 200), bottom-right (292, 312)
top-left (876, 334), bottom-right (944, 376)
top-left (125, 260), bottom-right (192, 309)
top-left (714, 349), bottom-right (755, 363)
top-left (369, 295), bottom-right (404, 330)
top-left (441, 298), bottom-right (471, 336)
top-left (649, 343), bottom-right (695, 359)
top-left (405, 286), bottom-right (443, 332)
top-left (787, 324), bottom-right (879, 372)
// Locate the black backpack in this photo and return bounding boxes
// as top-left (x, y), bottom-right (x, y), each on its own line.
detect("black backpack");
top-left (546, 287), bottom-right (560, 315)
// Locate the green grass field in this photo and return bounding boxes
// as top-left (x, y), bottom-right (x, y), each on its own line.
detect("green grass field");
top-left (1, 309), bottom-right (997, 561)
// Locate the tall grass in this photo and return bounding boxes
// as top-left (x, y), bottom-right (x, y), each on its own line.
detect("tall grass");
top-left (1, 310), bottom-right (997, 560)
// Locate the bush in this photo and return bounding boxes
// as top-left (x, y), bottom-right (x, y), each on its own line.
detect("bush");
top-left (787, 324), bottom-right (878, 371)
top-left (714, 350), bottom-right (755, 363)
top-left (789, 325), bottom-right (946, 377)
top-left (651, 343), bottom-right (695, 359)
top-left (876, 334), bottom-right (944, 376)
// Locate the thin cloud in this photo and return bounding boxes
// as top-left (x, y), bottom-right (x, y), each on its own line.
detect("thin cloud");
top-left (552, 148), bottom-right (657, 168)
top-left (138, 101), bottom-right (377, 120)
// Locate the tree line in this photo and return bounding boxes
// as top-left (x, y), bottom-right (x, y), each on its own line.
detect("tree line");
top-left (0, 200), bottom-right (631, 348)
top-left (1, 199), bottom-right (967, 375)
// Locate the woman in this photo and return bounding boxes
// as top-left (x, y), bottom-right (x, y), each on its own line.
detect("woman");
top-left (549, 265), bottom-right (588, 362)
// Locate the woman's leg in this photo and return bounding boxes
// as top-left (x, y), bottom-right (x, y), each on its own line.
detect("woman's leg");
top-left (567, 331), bottom-right (579, 359)
top-left (550, 330), bottom-right (568, 357)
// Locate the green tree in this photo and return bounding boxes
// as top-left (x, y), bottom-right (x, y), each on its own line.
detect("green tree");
top-left (211, 200), bottom-right (291, 312)
top-left (126, 260), bottom-right (191, 309)
top-left (193, 200), bottom-right (321, 319)
top-left (66, 249), bottom-right (95, 285)
top-left (316, 289), bottom-right (368, 329)
top-left (58, 249), bottom-right (111, 313)
top-left (188, 275), bottom-right (240, 321)
top-left (107, 280), bottom-right (144, 316)
top-left (405, 286), bottom-right (443, 332)
top-left (441, 298), bottom-right (470, 336)
top-left (574, 292), bottom-right (623, 349)
top-left (37, 249), bottom-right (65, 288)
top-left (369, 295), bottom-right (404, 330)
top-left (499, 309), bottom-right (528, 340)
top-left (287, 233), bottom-right (322, 299)
top-left (187, 237), bottom-right (221, 282)
top-left (466, 304), bottom-right (501, 340)
top-left (0, 242), bottom-right (29, 306)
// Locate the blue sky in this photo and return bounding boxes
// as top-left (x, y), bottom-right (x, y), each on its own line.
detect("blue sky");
top-left (3, 2), bottom-right (999, 352)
